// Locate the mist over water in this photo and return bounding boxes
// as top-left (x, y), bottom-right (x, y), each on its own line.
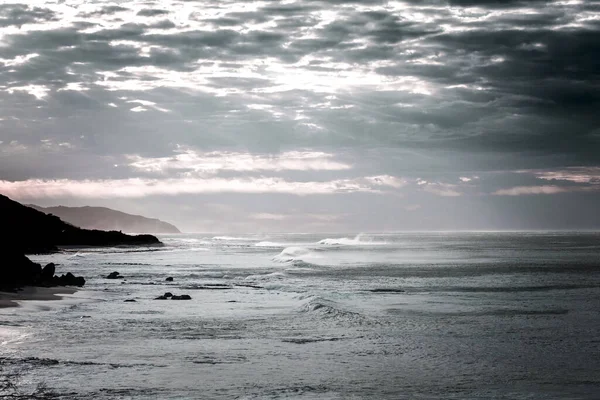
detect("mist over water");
top-left (2, 232), bottom-right (600, 399)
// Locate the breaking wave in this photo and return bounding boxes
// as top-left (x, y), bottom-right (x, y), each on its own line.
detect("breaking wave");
top-left (244, 272), bottom-right (287, 281)
top-left (212, 236), bottom-right (253, 241)
top-left (272, 246), bottom-right (315, 263)
top-left (255, 241), bottom-right (287, 247)
top-left (297, 295), bottom-right (371, 325)
top-left (317, 234), bottom-right (386, 246)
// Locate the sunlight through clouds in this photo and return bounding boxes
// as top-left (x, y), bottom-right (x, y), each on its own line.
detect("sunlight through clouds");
top-left (127, 149), bottom-right (353, 174)
top-left (0, 0), bottom-right (598, 230)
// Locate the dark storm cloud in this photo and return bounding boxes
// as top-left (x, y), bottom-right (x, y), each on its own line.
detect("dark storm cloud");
top-left (136, 9), bottom-right (170, 17)
top-left (447, 0), bottom-right (550, 7)
top-left (402, 0), bottom-right (551, 6)
top-left (0, 4), bottom-right (57, 27)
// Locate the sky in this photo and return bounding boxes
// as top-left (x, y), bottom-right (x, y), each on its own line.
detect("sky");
top-left (0, 0), bottom-right (599, 232)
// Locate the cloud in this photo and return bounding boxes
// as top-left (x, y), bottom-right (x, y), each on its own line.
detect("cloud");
top-left (364, 175), bottom-right (407, 188)
top-left (127, 149), bottom-right (352, 175)
top-left (0, 174), bottom-right (407, 199)
top-left (0, 0), bottom-right (597, 166)
top-left (250, 213), bottom-right (286, 220)
top-left (422, 183), bottom-right (462, 197)
top-left (522, 167), bottom-right (600, 184)
top-left (0, 0), bottom-right (599, 230)
top-left (491, 185), bottom-right (590, 196)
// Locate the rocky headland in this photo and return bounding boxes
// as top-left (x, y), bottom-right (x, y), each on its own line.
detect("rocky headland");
top-left (0, 194), bottom-right (163, 295)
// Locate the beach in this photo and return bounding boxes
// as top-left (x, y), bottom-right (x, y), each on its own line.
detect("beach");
top-left (0, 286), bottom-right (78, 309)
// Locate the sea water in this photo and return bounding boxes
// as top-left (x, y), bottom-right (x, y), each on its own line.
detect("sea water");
top-left (1, 232), bottom-right (599, 399)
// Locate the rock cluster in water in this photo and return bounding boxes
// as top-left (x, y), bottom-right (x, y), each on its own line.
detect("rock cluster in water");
top-left (154, 292), bottom-right (191, 300)
top-left (2, 254), bottom-right (85, 290)
top-left (106, 271), bottom-right (124, 279)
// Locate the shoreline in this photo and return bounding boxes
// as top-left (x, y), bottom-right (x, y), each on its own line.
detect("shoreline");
top-left (0, 286), bottom-right (78, 309)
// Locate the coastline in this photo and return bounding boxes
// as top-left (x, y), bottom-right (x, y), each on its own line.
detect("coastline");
top-left (0, 286), bottom-right (78, 309)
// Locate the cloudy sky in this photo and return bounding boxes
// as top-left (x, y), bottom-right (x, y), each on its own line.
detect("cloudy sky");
top-left (0, 0), bottom-right (599, 232)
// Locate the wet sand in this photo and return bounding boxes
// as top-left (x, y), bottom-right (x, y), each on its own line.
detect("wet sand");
top-left (0, 287), bottom-right (78, 308)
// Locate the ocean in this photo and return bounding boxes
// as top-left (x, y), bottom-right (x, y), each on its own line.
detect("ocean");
top-left (1, 232), bottom-right (600, 399)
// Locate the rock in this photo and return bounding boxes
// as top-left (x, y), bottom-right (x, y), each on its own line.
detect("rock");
top-left (172, 294), bottom-right (192, 300)
top-left (124, 299), bottom-right (136, 302)
top-left (12, 259), bottom-right (44, 287)
top-left (106, 271), bottom-right (123, 279)
top-left (154, 295), bottom-right (168, 300)
top-left (164, 292), bottom-right (173, 298)
top-left (165, 277), bottom-right (174, 282)
top-left (55, 272), bottom-right (86, 287)
top-left (41, 263), bottom-right (55, 281)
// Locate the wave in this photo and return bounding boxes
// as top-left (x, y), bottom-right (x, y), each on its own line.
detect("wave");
top-left (103, 262), bottom-right (152, 266)
top-left (281, 337), bottom-right (346, 344)
top-left (182, 284), bottom-right (232, 290)
top-left (254, 241), bottom-right (286, 247)
top-left (387, 308), bottom-right (570, 317)
top-left (272, 246), bottom-right (314, 263)
top-left (69, 252), bottom-right (87, 258)
top-left (0, 356), bottom-right (165, 368)
top-left (244, 272), bottom-right (287, 281)
top-left (285, 261), bottom-right (321, 270)
top-left (168, 238), bottom-right (202, 243)
top-left (212, 236), bottom-right (253, 241)
top-left (438, 284), bottom-right (599, 293)
top-left (298, 295), bottom-right (371, 325)
top-left (317, 234), bottom-right (386, 246)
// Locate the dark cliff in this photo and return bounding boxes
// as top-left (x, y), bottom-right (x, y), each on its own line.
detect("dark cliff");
top-left (1, 194), bottom-right (162, 254)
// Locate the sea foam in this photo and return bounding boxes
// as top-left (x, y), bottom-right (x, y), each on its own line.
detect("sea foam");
top-left (317, 234), bottom-right (386, 246)
top-left (272, 246), bottom-right (314, 263)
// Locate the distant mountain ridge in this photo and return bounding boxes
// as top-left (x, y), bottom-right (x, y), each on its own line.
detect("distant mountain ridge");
top-left (28, 205), bottom-right (181, 234)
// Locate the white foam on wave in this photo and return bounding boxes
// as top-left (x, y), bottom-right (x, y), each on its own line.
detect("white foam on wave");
top-left (297, 295), bottom-right (367, 324)
top-left (244, 272), bottom-right (287, 281)
top-left (212, 236), bottom-right (254, 241)
top-left (317, 234), bottom-right (386, 246)
top-left (254, 241), bottom-right (286, 247)
top-left (177, 238), bottom-right (202, 243)
top-left (69, 252), bottom-right (87, 259)
top-left (0, 327), bottom-right (32, 346)
top-left (272, 246), bottom-right (316, 263)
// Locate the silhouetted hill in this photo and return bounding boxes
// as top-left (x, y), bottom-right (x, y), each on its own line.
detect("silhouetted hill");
top-left (0, 194), bottom-right (162, 254)
top-left (29, 205), bottom-right (180, 234)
